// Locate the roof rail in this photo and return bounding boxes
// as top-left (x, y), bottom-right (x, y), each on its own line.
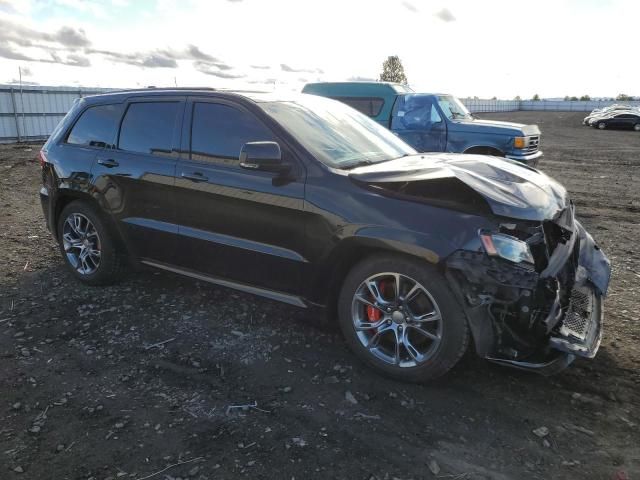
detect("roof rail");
top-left (108, 86), bottom-right (218, 93)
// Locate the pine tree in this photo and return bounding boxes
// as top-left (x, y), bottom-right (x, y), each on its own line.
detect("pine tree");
top-left (379, 56), bottom-right (408, 84)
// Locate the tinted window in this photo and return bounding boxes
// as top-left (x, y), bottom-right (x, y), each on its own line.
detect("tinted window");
top-left (66, 104), bottom-right (120, 148)
top-left (191, 103), bottom-right (274, 165)
top-left (118, 102), bottom-right (179, 155)
top-left (333, 97), bottom-right (384, 117)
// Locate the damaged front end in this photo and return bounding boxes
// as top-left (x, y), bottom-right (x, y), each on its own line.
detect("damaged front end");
top-left (349, 153), bottom-right (612, 375)
top-left (446, 203), bottom-right (611, 375)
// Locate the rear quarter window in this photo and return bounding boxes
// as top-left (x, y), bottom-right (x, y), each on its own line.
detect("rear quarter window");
top-left (66, 104), bottom-right (121, 148)
top-left (332, 97), bottom-right (384, 117)
top-left (118, 102), bottom-right (180, 156)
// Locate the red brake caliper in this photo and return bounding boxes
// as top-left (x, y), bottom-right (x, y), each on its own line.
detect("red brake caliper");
top-left (366, 280), bottom-right (387, 322)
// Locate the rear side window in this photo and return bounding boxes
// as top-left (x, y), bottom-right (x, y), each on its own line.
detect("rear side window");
top-left (118, 102), bottom-right (179, 155)
top-left (333, 97), bottom-right (384, 117)
top-left (66, 104), bottom-right (120, 148)
top-left (190, 103), bottom-right (275, 166)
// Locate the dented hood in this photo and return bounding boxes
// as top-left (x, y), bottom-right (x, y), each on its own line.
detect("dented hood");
top-left (349, 153), bottom-right (568, 221)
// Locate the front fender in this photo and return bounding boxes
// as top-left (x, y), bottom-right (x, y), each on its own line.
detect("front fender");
top-left (307, 225), bottom-right (465, 307)
top-left (448, 132), bottom-right (511, 155)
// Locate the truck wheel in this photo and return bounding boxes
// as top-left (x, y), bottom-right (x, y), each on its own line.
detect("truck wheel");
top-left (337, 254), bottom-right (469, 382)
top-left (57, 200), bottom-right (126, 285)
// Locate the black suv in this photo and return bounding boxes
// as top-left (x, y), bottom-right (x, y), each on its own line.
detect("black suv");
top-left (39, 89), bottom-right (611, 381)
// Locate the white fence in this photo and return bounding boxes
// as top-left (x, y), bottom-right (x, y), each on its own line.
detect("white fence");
top-left (2, 84), bottom-right (640, 142)
top-left (461, 99), bottom-right (520, 113)
top-left (463, 98), bottom-right (640, 113)
top-left (0, 85), bottom-right (113, 143)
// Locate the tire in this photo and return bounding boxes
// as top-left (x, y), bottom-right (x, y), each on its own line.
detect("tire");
top-left (597, 122), bottom-right (606, 130)
top-left (337, 254), bottom-right (469, 382)
top-left (56, 200), bottom-right (126, 285)
top-left (634, 124), bottom-right (640, 132)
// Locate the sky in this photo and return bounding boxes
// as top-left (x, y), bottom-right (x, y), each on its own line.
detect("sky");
top-left (0, 0), bottom-right (637, 99)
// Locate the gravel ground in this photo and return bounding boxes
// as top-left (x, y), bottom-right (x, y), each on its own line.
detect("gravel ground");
top-left (0, 112), bottom-right (638, 480)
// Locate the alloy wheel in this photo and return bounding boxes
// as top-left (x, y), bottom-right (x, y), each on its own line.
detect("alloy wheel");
top-left (598, 122), bottom-right (606, 129)
top-left (351, 272), bottom-right (443, 367)
top-left (634, 124), bottom-right (640, 132)
top-left (62, 213), bottom-right (102, 275)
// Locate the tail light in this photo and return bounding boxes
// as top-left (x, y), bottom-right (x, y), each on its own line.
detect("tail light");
top-left (38, 150), bottom-right (48, 169)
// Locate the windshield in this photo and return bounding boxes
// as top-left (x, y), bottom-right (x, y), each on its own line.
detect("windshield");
top-left (437, 95), bottom-right (472, 120)
top-left (259, 95), bottom-right (416, 168)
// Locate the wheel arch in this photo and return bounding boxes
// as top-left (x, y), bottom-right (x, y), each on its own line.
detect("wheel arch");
top-left (53, 189), bottom-right (129, 255)
top-left (463, 145), bottom-right (505, 157)
top-left (312, 235), bottom-right (442, 323)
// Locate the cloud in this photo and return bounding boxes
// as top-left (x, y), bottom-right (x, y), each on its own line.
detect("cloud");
top-left (49, 51), bottom-right (92, 66)
top-left (88, 48), bottom-right (176, 68)
top-left (402, 1), bottom-right (417, 13)
top-left (0, 44), bottom-right (33, 61)
top-left (0, 18), bottom-right (92, 65)
top-left (0, 42), bottom-right (91, 66)
top-left (248, 78), bottom-right (277, 84)
top-left (434, 8), bottom-right (456, 22)
top-left (0, 19), bottom-right (91, 48)
top-left (280, 63), bottom-right (323, 74)
top-left (250, 64), bottom-right (270, 70)
top-left (88, 45), bottom-right (227, 69)
top-left (194, 62), bottom-right (245, 78)
top-left (0, 0), bottom-right (16, 13)
top-left (196, 60), bottom-right (233, 71)
top-left (186, 44), bottom-right (218, 62)
top-left (55, 26), bottom-right (91, 47)
top-left (6, 78), bottom-right (40, 85)
top-left (141, 53), bottom-right (177, 68)
top-left (347, 75), bottom-right (376, 82)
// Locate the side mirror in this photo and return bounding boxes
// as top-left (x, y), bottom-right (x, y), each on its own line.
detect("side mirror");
top-left (240, 141), bottom-right (289, 173)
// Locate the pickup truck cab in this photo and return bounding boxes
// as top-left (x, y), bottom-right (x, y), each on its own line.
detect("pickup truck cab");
top-left (302, 82), bottom-right (543, 166)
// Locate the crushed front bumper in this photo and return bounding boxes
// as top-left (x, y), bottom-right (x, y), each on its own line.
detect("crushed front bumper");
top-left (446, 220), bottom-right (611, 375)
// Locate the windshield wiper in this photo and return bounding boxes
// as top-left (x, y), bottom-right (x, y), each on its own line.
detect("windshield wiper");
top-left (341, 159), bottom-right (375, 170)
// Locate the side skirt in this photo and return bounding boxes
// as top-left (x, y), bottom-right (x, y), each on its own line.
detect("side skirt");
top-left (141, 259), bottom-right (307, 308)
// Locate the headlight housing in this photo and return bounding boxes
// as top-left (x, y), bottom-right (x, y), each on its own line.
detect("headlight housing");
top-left (479, 232), bottom-right (534, 264)
top-left (513, 137), bottom-right (526, 149)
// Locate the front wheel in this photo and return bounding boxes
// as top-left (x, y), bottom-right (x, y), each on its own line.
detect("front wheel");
top-left (597, 122), bottom-right (606, 130)
top-left (337, 254), bottom-right (469, 382)
top-left (634, 124), bottom-right (640, 132)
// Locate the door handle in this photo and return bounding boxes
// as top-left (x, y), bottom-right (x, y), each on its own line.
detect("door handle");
top-left (181, 171), bottom-right (209, 182)
top-left (97, 158), bottom-right (119, 168)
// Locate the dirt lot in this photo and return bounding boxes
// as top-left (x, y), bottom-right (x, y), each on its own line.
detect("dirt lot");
top-left (1, 111), bottom-right (638, 480)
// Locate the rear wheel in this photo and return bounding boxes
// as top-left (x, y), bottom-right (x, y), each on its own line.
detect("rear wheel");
top-left (337, 254), bottom-right (469, 382)
top-left (57, 201), bottom-right (125, 285)
top-left (634, 123), bottom-right (640, 132)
